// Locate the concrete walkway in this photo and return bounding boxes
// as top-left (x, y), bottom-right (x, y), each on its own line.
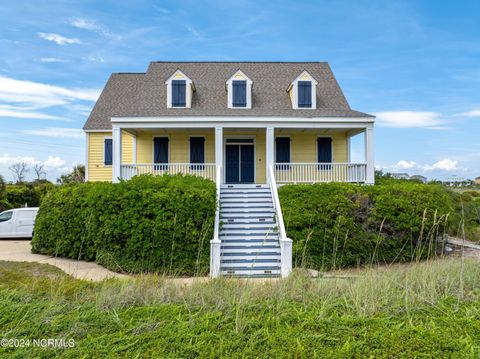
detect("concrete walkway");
top-left (0, 240), bottom-right (129, 281)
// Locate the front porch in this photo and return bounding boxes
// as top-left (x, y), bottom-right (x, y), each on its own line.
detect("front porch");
top-left (112, 123), bottom-right (374, 185)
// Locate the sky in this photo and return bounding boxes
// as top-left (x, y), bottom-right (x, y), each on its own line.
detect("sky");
top-left (0, 0), bottom-right (479, 182)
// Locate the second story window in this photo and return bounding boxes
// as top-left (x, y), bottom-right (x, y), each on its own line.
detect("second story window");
top-left (227, 71), bottom-right (252, 109)
top-left (165, 70), bottom-right (194, 108)
top-left (298, 81), bottom-right (312, 108)
top-left (171, 80), bottom-right (186, 107)
top-left (232, 80), bottom-right (247, 107)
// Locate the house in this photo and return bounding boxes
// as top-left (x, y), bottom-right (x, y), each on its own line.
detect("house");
top-left (83, 61), bottom-right (375, 278)
top-left (441, 175), bottom-right (472, 187)
top-left (391, 173), bottom-right (410, 180)
top-left (410, 175), bottom-right (427, 183)
top-left (475, 176), bottom-right (480, 185)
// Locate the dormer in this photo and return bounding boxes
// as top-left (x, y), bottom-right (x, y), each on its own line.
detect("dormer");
top-left (226, 70), bottom-right (252, 109)
top-left (165, 70), bottom-right (195, 108)
top-left (287, 71), bottom-right (318, 109)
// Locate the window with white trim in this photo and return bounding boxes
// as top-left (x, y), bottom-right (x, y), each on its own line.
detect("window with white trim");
top-left (288, 71), bottom-right (318, 109)
top-left (165, 70), bottom-right (195, 108)
top-left (226, 71), bottom-right (252, 109)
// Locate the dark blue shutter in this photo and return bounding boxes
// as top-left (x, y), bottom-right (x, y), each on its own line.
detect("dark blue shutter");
top-left (104, 139), bottom-right (112, 165)
top-left (190, 137), bottom-right (205, 169)
top-left (317, 137), bottom-right (332, 163)
top-left (275, 137), bottom-right (290, 169)
top-left (154, 137), bottom-right (169, 170)
top-left (172, 80), bottom-right (186, 107)
top-left (232, 80), bottom-right (247, 107)
top-left (298, 81), bottom-right (312, 108)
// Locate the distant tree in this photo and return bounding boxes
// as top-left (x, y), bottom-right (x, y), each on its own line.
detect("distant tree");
top-left (9, 162), bottom-right (28, 183)
top-left (33, 163), bottom-right (46, 181)
top-left (0, 174), bottom-right (6, 197)
top-left (57, 165), bottom-right (85, 184)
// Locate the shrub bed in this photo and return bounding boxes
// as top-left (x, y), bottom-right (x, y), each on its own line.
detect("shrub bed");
top-left (31, 175), bottom-right (216, 275)
top-left (279, 182), bottom-right (453, 271)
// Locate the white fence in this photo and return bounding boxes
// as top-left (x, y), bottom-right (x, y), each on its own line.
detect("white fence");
top-left (274, 163), bottom-right (367, 184)
top-left (120, 163), bottom-right (216, 181)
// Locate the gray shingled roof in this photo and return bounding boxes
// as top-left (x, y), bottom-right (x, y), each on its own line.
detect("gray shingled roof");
top-left (83, 62), bottom-right (373, 130)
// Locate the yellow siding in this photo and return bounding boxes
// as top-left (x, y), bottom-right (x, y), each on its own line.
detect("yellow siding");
top-left (136, 130), bottom-right (215, 164)
top-left (277, 131), bottom-right (348, 163)
top-left (87, 131), bottom-right (134, 182)
top-left (87, 132), bottom-right (112, 182)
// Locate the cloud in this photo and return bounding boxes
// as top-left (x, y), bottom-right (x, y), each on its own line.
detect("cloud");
top-left (37, 32), bottom-right (81, 45)
top-left (43, 156), bottom-right (66, 168)
top-left (38, 57), bottom-right (68, 63)
top-left (374, 111), bottom-right (446, 129)
top-left (69, 18), bottom-right (120, 39)
top-left (457, 109), bottom-right (480, 118)
top-left (424, 159), bottom-right (459, 171)
top-left (0, 105), bottom-right (64, 120)
top-left (386, 158), bottom-right (460, 173)
top-left (82, 55), bottom-right (105, 63)
top-left (186, 26), bottom-right (201, 39)
top-left (0, 75), bottom-right (99, 106)
top-left (23, 127), bottom-right (84, 139)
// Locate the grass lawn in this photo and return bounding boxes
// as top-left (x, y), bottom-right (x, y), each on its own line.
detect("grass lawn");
top-left (0, 259), bottom-right (479, 358)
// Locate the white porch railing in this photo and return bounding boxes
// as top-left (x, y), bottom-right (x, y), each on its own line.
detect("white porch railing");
top-left (120, 163), bottom-right (216, 181)
top-left (274, 163), bottom-right (367, 184)
top-left (268, 165), bottom-right (292, 278)
top-left (210, 165), bottom-right (222, 278)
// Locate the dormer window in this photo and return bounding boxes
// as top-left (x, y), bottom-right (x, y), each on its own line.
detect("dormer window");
top-left (171, 80), bottom-right (186, 107)
top-left (227, 70), bottom-right (252, 109)
top-left (298, 81), bottom-right (312, 108)
top-left (288, 71), bottom-right (318, 109)
top-left (232, 80), bottom-right (247, 107)
top-left (165, 70), bottom-right (195, 108)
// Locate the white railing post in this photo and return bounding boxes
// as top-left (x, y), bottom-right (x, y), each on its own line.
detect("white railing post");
top-left (112, 127), bottom-right (122, 183)
top-left (365, 126), bottom-right (375, 184)
top-left (268, 165), bottom-right (292, 278)
top-left (210, 164), bottom-right (222, 278)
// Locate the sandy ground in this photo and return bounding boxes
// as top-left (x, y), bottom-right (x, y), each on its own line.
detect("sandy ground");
top-left (0, 240), bottom-right (129, 281)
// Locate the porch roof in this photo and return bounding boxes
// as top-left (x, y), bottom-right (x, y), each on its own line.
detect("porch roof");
top-left (83, 62), bottom-right (374, 131)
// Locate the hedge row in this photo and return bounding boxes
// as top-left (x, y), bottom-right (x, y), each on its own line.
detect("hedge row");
top-left (31, 175), bottom-right (216, 275)
top-left (279, 182), bottom-right (454, 271)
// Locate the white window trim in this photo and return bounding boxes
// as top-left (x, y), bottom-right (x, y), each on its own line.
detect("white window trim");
top-left (165, 70), bottom-right (195, 109)
top-left (288, 71), bottom-right (318, 110)
top-left (226, 70), bottom-right (252, 109)
top-left (103, 136), bottom-right (113, 167)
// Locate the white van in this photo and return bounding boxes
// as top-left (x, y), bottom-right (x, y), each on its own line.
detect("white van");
top-left (0, 208), bottom-right (39, 238)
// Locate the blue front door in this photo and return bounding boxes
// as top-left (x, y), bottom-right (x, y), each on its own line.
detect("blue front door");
top-left (225, 143), bottom-right (254, 183)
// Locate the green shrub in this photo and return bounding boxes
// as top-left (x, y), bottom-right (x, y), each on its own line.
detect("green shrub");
top-left (279, 182), bottom-right (453, 271)
top-left (4, 181), bottom-right (54, 209)
top-left (31, 175), bottom-right (216, 275)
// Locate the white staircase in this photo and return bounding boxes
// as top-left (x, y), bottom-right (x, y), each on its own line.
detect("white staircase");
top-left (219, 184), bottom-right (281, 277)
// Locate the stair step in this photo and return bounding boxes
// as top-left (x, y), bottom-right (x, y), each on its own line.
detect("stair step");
top-left (221, 259), bottom-right (281, 266)
top-left (221, 208), bottom-right (275, 214)
top-left (219, 229), bottom-right (277, 235)
top-left (221, 245), bottom-right (280, 252)
top-left (221, 272), bottom-right (281, 278)
top-left (221, 251), bottom-right (280, 257)
top-left (220, 234), bottom-right (279, 240)
top-left (220, 240), bottom-right (279, 246)
top-left (221, 203), bottom-right (272, 208)
top-left (221, 265), bottom-right (281, 271)
top-left (221, 223), bottom-right (276, 229)
top-left (221, 197), bottom-right (273, 203)
top-left (221, 193), bottom-right (271, 198)
top-left (221, 184), bottom-right (268, 189)
top-left (221, 218), bottom-right (276, 224)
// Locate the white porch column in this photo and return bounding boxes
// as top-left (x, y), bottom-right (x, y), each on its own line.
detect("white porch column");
top-left (112, 127), bottom-right (122, 183)
top-left (132, 132), bottom-right (137, 164)
top-left (215, 126), bottom-right (223, 183)
top-left (365, 126), bottom-right (375, 184)
top-left (266, 127), bottom-right (275, 181)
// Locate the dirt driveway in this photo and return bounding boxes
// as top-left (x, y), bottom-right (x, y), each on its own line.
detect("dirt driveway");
top-left (0, 240), bottom-right (129, 281)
